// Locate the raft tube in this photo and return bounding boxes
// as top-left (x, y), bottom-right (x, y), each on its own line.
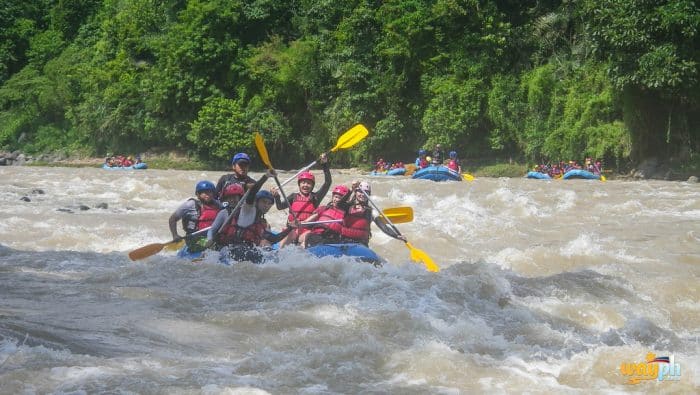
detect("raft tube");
top-left (526, 171), bottom-right (551, 180)
top-left (411, 165), bottom-right (462, 182)
top-left (306, 243), bottom-right (382, 264)
top-left (102, 162), bottom-right (148, 170)
top-left (562, 169), bottom-right (600, 180)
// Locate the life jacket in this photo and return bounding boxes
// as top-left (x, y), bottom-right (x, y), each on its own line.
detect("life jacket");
top-left (447, 159), bottom-right (459, 171)
top-left (419, 158), bottom-right (429, 168)
top-left (288, 193), bottom-right (316, 223)
top-left (217, 210), bottom-right (268, 246)
top-left (340, 204), bottom-right (371, 244)
top-left (183, 198), bottom-right (219, 234)
top-left (311, 204), bottom-right (345, 235)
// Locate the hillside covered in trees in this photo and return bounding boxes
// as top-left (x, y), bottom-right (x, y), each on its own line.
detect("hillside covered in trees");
top-left (1, 0), bottom-right (698, 169)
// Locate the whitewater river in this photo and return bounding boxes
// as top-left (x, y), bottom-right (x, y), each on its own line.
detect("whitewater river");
top-left (0, 165), bottom-right (698, 393)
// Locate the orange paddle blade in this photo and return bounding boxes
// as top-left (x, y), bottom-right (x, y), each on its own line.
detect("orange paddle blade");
top-left (128, 243), bottom-right (167, 261)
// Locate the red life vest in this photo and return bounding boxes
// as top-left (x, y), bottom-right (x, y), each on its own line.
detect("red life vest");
top-left (447, 159), bottom-right (459, 171)
top-left (341, 205), bottom-right (371, 244)
top-left (311, 204), bottom-right (345, 235)
top-left (288, 193), bottom-right (316, 222)
top-left (419, 158), bottom-right (429, 168)
top-left (217, 214), bottom-right (268, 246)
top-left (184, 198), bottom-right (219, 234)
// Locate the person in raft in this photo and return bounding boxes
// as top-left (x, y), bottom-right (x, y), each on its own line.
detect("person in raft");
top-left (414, 149), bottom-right (429, 169)
top-left (272, 153), bottom-right (331, 248)
top-left (169, 180), bottom-right (222, 254)
top-left (432, 143), bottom-right (444, 166)
top-left (215, 152), bottom-right (257, 200)
top-left (338, 181), bottom-right (405, 246)
top-left (298, 184), bottom-right (352, 248)
top-left (208, 169), bottom-right (294, 263)
top-left (446, 151), bottom-right (462, 174)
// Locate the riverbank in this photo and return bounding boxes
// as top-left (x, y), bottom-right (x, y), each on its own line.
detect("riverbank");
top-left (1, 150), bottom-right (697, 181)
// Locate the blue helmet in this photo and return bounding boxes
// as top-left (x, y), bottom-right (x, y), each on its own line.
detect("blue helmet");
top-left (418, 149), bottom-right (427, 155)
top-left (195, 180), bottom-right (216, 194)
top-left (231, 152), bottom-right (251, 165)
top-left (256, 190), bottom-right (274, 202)
top-left (449, 151), bottom-right (457, 158)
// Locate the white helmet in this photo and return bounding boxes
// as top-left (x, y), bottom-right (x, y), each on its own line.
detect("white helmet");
top-left (358, 181), bottom-right (371, 195)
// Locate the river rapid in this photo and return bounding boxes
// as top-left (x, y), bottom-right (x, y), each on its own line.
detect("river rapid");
top-left (0, 166), bottom-right (698, 393)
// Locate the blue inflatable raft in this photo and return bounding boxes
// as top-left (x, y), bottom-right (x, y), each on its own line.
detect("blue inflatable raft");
top-left (102, 162), bottom-right (148, 170)
top-left (370, 167), bottom-right (406, 176)
top-left (306, 243), bottom-right (382, 264)
top-left (562, 169), bottom-right (600, 180)
top-left (178, 242), bottom-right (380, 265)
top-left (177, 245), bottom-right (204, 260)
top-left (411, 165), bottom-right (462, 182)
top-left (526, 171), bottom-right (551, 180)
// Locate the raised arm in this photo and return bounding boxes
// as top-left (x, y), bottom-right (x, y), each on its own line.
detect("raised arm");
top-left (314, 156), bottom-right (332, 202)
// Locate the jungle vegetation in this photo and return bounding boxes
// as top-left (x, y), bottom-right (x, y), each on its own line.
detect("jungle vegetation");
top-left (1, 0), bottom-right (698, 169)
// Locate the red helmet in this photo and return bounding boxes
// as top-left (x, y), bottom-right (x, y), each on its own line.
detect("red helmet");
top-left (221, 183), bottom-right (244, 198)
top-left (298, 171), bottom-right (315, 184)
top-left (332, 185), bottom-right (349, 196)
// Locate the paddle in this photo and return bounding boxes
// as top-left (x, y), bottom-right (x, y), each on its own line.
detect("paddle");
top-left (301, 207), bottom-right (413, 227)
top-left (359, 190), bottom-right (439, 272)
top-left (254, 132), bottom-right (297, 222)
top-left (163, 239), bottom-right (185, 251)
top-left (128, 226), bottom-right (210, 261)
top-left (280, 124), bottom-right (369, 187)
top-left (462, 173), bottom-right (475, 181)
top-left (382, 206), bottom-right (413, 223)
top-left (215, 187), bottom-right (252, 238)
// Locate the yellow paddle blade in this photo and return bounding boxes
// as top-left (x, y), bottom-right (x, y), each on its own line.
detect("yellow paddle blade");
top-left (405, 242), bottom-right (439, 272)
top-left (254, 132), bottom-right (273, 169)
top-left (330, 124), bottom-right (369, 152)
top-left (462, 173), bottom-right (475, 181)
top-left (128, 242), bottom-right (167, 261)
top-left (600, 175), bottom-right (606, 182)
top-left (382, 207), bottom-right (413, 223)
top-left (163, 239), bottom-right (185, 251)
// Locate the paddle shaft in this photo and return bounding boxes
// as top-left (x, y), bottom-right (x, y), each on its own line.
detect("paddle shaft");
top-left (280, 123), bottom-right (368, 187)
top-left (129, 225), bottom-right (212, 261)
top-left (254, 132), bottom-right (298, 223)
top-left (359, 189), bottom-right (403, 239)
top-left (281, 161), bottom-right (318, 187)
top-left (216, 189), bottom-right (251, 236)
top-left (358, 189), bottom-right (439, 272)
top-left (300, 219), bottom-right (343, 226)
top-left (272, 175), bottom-right (298, 222)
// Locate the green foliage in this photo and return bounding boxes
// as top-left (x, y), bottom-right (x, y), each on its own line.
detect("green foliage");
top-left (422, 76), bottom-right (485, 151)
top-left (472, 162), bottom-right (529, 178)
top-left (583, 0), bottom-right (699, 93)
top-left (486, 75), bottom-right (522, 152)
top-left (188, 96), bottom-right (250, 160)
top-left (0, 0), bottom-right (696, 168)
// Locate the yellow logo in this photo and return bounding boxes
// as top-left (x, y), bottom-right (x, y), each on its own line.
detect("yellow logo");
top-left (620, 352), bottom-right (681, 384)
